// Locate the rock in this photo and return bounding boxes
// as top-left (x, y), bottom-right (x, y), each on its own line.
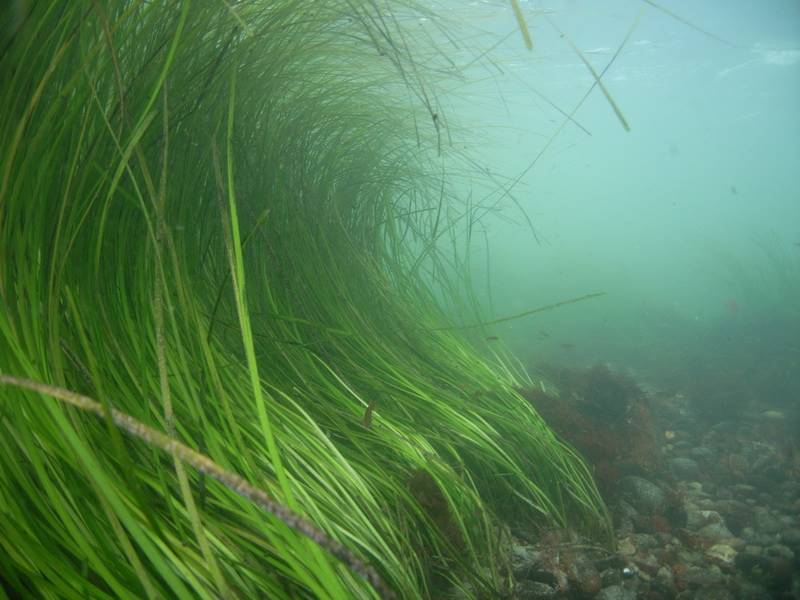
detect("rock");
top-left (594, 555), bottom-right (626, 571)
top-left (668, 457), bottom-right (700, 480)
top-left (617, 537), bottom-right (636, 556)
top-left (631, 533), bottom-right (658, 550)
top-left (697, 521), bottom-right (733, 543)
top-left (685, 481), bottom-right (704, 494)
top-left (687, 508), bottom-right (723, 529)
top-left (692, 586), bottom-right (734, 600)
top-left (712, 499), bottom-right (750, 534)
top-left (600, 568), bottom-right (622, 587)
top-left (740, 526), bottom-right (757, 542)
top-left (596, 584), bottom-right (637, 600)
top-left (779, 481), bottom-right (800, 500)
top-left (632, 553), bottom-right (660, 576)
top-left (705, 543), bottom-right (737, 567)
top-left (510, 544), bottom-right (543, 580)
top-left (514, 580), bottom-right (556, 599)
top-left (779, 527), bottom-right (800, 547)
top-left (778, 514), bottom-right (796, 527)
top-left (760, 409), bottom-right (785, 421)
top-left (619, 476), bottom-right (667, 516)
top-left (567, 554), bottom-right (601, 596)
top-left (735, 552), bottom-right (794, 592)
top-left (752, 507), bottom-right (782, 535)
top-left (655, 565), bottom-right (675, 591)
top-left (731, 484), bottom-right (757, 497)
top-left (765, 543), bottom-right (794, 562)
top-left (690, 446), bottom-right (715, 461)
top-left (726, 536), bottom-right (746, 550)
top-left (680, 565), bottom-right (724, 588)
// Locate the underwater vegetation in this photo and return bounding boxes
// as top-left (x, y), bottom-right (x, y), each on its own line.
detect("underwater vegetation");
top-left (520, 365), bottom-right (659, 497)
top-left (0, 1), bottom-right (611, 598)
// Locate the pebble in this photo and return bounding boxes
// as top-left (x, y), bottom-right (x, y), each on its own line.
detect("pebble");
top-left (567, 554), bottom-right (601, 595)
top-left (697, 521), bottom-right (733, 543)
top-left (705, 543), bottom-right (737, 567)
top-left (596, 584), bottom-right (637, 600)
top-left (685, 481), bottom-right (704, 494)
top-left (765, 543), bottom-right (794, 561)
top-left (686, 508), bottom-right (722, 529)
top-left (779, 527), bottom-right (800, 547)
top-left (753, 507), bottom-right (782, 535)
top-left (514, 580), bottom-right (556, 599)
top-left (668, 457), bottom-right (700, 480)
top-left (617, 537), bottom-right (636, 556)
top-left (731, 484), bottom-right (757, 496)
top-left (690, 446), bottom-right (715, 461)
top-left (618, 476), bottom-right (667, 516)
top-left (501, 386), bottom-right (800, 599)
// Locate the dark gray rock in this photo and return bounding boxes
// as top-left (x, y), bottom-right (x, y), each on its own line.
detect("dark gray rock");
top-left (765, 543), bottom-right (794, 562)
top-left (731, 484), bottom-right (757, 496)
top-left (779, 527), bottom-right (800, 547)
top-left (618, 476), bottom-right (667, 516)
top-left (692, 586), bottom-right (734, 600)
top-left (668, 457), bottom-right (701, 480)
top-left (600, 568), bottom-right (622, 587)
top-left (753, 507), bottom-right (782, 535)
top-left (596, 584), bottom-right (637, 600)
top-left (514, 580), bottom-right (556, 600)
top-left (713, 499), bottom-right (750, 535)
top-left (690, 446), bottom-right (715, 461)
top-left (697, 521), bottom-right (734, 543)
top-left (510, 543), bottom-right (544, 580)
top-left (567, 554), bottom-right (601, 596)
top-left (681, 565), bottom-right (724, 588)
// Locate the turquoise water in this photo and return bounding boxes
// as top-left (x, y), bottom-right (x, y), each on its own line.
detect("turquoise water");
top-left (435, 1), bottom-right (799, 408)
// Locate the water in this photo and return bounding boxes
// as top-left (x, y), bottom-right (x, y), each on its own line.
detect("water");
top-left (439, 0), bottom-right (799, 412)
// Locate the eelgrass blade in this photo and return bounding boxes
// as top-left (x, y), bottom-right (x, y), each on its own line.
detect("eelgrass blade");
top-left (0, 374), bottom-right (395, 600)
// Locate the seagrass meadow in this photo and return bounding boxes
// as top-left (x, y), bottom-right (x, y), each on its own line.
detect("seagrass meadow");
top-left (0, 1), bottom-right (610, 598)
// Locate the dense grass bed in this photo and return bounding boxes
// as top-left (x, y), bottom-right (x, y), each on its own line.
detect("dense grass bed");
top-left (0, 2), bottom-right (609, 598)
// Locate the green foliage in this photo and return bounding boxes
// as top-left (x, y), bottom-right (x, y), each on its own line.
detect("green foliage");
top-left (0, 1), bottom-right (610, 598)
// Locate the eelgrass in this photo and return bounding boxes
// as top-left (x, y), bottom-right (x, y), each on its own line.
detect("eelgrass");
top-left (0, 1), bottom-right (611, 598)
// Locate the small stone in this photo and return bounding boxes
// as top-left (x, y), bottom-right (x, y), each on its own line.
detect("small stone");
top-left (697, 521), bottom-right (733, 543)
top-left (779, 528), bottom-right (800, 547)
top-left (693, 586), bottom-right (734, 600)
top-left (617, 537), bottom-right (636, 556)
top-left (632, 533), bottom-right (657, 550)
top-left (682, 565), bottom-right (723, 587)
top-left (567, 554), bottom-right (601, 596)
top-left (514, 580), bottom-right (556, 599)
top-left (765, 543), bottom-right (794, 562)
top-left (668, 457), bottom-right (700, 480)
top-left (686, 481), bottom-right (704, 494)
top-left (687, 509), bottom-right (723, 529)
top-left (705, 543), bottom-right (737, 567)
top-left (753, 507), bottom-right (782, 535)
top-left (619, 476), bottom-right (667, 516)
top-left (596, 584), bottom-right (637, 600)
top-left (655, 566), bottom-right (673, 586)
top-left (731, 484), bottom-right (757, 496)
top-left (761, 409), bottom-right (785, 421)
top-left (633, 553), bottom-right (659, 576)
top-left (690, 446), bottom-right (715, 461)
top-left (600, 568), bottom-right (622, 587)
